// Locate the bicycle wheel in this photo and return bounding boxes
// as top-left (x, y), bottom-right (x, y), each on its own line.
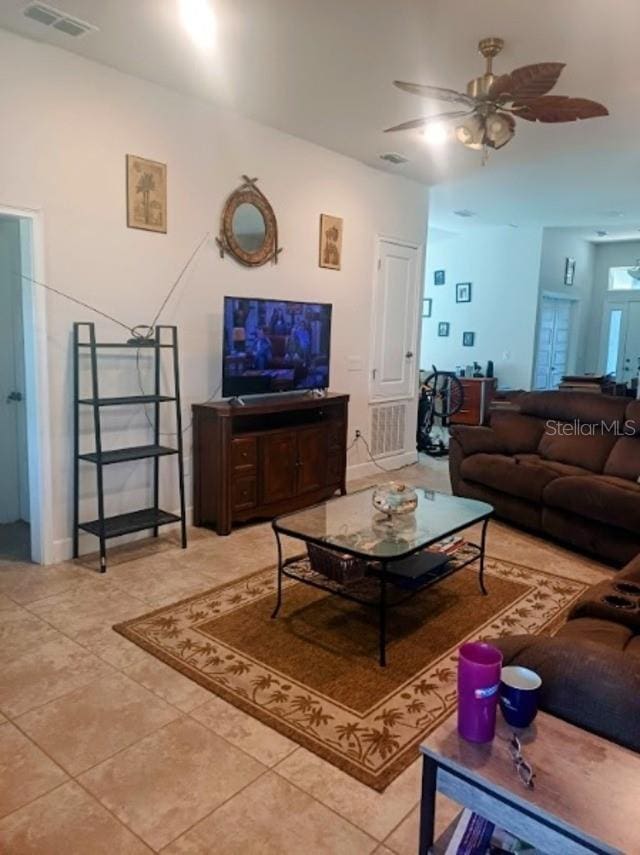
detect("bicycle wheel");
top-left (423, 372), bottom-right (464, 418)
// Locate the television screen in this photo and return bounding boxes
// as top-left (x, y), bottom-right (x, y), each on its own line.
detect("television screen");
top-left (222, 297), bottom-right (332, 397)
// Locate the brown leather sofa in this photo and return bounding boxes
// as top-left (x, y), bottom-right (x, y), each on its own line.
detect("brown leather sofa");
top-left (496, 553), bottom-right (640, 753)
top-left (449, 391), bottom-right (640, 565)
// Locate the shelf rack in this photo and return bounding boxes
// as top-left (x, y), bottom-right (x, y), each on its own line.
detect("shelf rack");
top-left (73, 322), bottom-right (187, 572)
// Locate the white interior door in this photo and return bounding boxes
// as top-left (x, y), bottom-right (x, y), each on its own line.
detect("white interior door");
top-left (371, 238), bottom-right (419, 399)
top-left (0, 218), bottom-right (28, 524)
top-left (621, 301), bottom-right (640, 384)
top-left (533, 297), bottom-right (572, 390)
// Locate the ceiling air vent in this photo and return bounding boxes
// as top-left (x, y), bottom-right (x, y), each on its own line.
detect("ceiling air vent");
top-left (23, 3), bottom-right (98, 37)
top-left (379, 152), bottom-right (409, 165)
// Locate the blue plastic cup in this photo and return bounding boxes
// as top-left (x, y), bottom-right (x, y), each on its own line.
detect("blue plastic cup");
top-left (499, 666), bottom-right (541, 729)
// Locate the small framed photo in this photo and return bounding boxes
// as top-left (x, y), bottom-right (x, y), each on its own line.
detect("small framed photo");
top-left (434, 270), bottom-right (445, 286)
top-left (422, 298), bottom-right (432, 318)
top-left (126, 154), bottom-right (167, 233)
top-left (462, 331), bottom-right (475, 347)
top-left (564, 257), bottom-right (576, 285)
top-left (319, 214), bottom-right (343, 270)
top-left (456, 282), bottom-right (472, 303)
top-left (438, 321), bottom-right (450, 337)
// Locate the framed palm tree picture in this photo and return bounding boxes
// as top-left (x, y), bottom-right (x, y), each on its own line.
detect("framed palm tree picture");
top-left (126, 154), bottom-right (167, 233)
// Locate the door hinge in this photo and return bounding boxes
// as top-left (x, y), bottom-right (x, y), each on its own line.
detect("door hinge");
top-left (372, 368), bottom-right (377, 380)
top-left (377, 258), bottom-right (382, 270)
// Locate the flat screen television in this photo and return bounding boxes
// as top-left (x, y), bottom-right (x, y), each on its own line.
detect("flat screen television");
top-left (222, 296), bottom-right (332, 398)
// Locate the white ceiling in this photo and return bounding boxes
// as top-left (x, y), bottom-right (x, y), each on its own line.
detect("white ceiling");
top-left (2, 0), bottom-right (640, 228)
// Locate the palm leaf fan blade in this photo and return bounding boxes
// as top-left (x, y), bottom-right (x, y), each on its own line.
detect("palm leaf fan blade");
top-left (384, 110), bottom-right (472, 133)
top-left (490, 62), bottom-right (566, 100)
top-left (512, 95), bottom-right (609, 122)
top-left (393, 81), bottom-right (475, 106)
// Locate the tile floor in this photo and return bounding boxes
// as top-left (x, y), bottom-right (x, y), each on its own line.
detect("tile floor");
top-left (0, 459), bottom-right (610, 853)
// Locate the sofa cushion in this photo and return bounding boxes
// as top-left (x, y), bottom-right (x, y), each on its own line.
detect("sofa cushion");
top-left (556, 616), bottom-right (634, 651)
top-left (494, 633), bottom-right (640, 754)
top-left (449, 426), bottom-right (505, 456)
top-left (537, 427), bottom-right (618, 473)
top-left (604, 436), bottom-right (640, 481)
top-left (625, 399), bottom-right (640, 433)
top-left (488, 411), bottom-right (546, 454)
top-left (460, 453), bottom-right (561, 502)
top-left (543, 474), bottom-right (640, 535)
top-left (514, 454), bottom-right (589, 478)
top-left (517, 390), bottom-right (628, 425)
top-left (624, 636), bottom-right (640, 659)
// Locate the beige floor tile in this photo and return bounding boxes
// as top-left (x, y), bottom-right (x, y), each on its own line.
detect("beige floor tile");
top-left (124, 656), bottom-right (212, 712)
top-left (16, 672), bottom-right (181, 775)
top-left (373, 846), bottom-right (397, 855)
top-left (190, 695), bottom-right (298, 766)
top-left (79, 716), bottom-right (265, 850)
top-left (0, 635), bottom-right (114, 718)
top-left (275, 747), bottom-right (421, 840)
top-left (163, 771), bottom-right (377, 854)
top-left (109, 558), bottom-right (219, 606)
top-left (383, 793), bottom-right (460, 855)
top-left (74, 625), bottom-right (151, 669)
top-left (27, 584), bottom-right (147, 638)
top-left (0, 604), bottom-right (60, 666)
top-left (0, 592), bottom-right (16, 608)
top-left (0, 561), bottom-right (87, 605)
top-left (0, 722), bottom-right (68, 817)
top-left (0, 781), bottom-right (153, 854)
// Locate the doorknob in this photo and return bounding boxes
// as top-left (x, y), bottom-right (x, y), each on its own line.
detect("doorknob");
top-left (6, 390), bottom-right (23, 403)
top-left (405, 351), bottom-right (414, 359)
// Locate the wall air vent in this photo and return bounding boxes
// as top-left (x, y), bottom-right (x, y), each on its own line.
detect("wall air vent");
top-left (23, 3), bottom-right (98, 37)
top-left (379, 152), bottom-right (409, 165)
top-left (370, 402), bottom-right (406, 458)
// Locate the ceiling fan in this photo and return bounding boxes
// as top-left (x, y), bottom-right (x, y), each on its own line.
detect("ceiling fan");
top-left (385, 37), bottom-right (609, 160)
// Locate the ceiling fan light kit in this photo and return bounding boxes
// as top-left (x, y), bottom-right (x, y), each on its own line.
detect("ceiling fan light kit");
top-left (385, 37), bottom-right (609, 161)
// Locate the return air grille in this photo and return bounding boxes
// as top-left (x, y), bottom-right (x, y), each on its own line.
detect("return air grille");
top-left (370, 402), bottom-right (406, 457)
top-left (23, 3), bottom-right (98, 37)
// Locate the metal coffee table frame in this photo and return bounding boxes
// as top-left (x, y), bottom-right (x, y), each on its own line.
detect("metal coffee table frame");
top-left (271, 501), bottom-right (493, 667)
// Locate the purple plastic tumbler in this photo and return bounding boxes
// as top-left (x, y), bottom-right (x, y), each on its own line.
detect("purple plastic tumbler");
top-left (457, 642), bottom-right (503, 743)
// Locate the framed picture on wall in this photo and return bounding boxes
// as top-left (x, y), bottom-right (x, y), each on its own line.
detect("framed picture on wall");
top-left (456, 282), bottom-right (472, 303)
top-left (564, 257), bottom-right (576, 285)
top-left (462, 331), bottom-right (475, 347)
top-left (438, 321), bottom-right (450, 337)
top-left (319, 214), bottom-right (343, 270)
top-left (422, 298), bottom-right (432, 318)
top-left (126, 154), bottom-right (167, 233)
top-left (434, 270), bottom-right (445, 286)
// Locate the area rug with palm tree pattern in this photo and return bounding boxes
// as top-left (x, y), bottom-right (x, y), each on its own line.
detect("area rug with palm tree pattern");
top-left (114, 551), bottom-right (587, 790)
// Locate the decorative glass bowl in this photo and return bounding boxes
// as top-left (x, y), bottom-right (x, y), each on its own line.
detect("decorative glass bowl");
top-left (372, 482), bottom-right (418, 518)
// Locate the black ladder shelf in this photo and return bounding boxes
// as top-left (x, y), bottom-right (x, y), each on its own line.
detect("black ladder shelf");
top-left (73, 322), bottom-right (187, 572)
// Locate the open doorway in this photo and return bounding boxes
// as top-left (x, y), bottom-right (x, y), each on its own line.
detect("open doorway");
top-left (0, 207), bottom-right (52, 565)
top-left (0, 216), bottom-right (30, 560)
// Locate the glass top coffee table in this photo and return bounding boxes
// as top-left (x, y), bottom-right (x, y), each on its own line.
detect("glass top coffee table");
top-left (271, 488), bottom-right (493, 666)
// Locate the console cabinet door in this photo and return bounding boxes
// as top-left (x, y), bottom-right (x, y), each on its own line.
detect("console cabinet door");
top-left (260, 431), bottom-right (298, 503)
top-left (296, 426), bottom-right (327, 495)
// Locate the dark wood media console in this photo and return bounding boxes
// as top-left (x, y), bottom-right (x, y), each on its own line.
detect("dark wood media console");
top-left (192, 393), bottom-right (349, 535)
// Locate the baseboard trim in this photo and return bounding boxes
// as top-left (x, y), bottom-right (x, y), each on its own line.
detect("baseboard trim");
top-left (347, 450), bottom-right (418, 481)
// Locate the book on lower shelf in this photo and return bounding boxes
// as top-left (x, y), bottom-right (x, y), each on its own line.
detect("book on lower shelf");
top-left (445, 809), bottom-right (538, 854)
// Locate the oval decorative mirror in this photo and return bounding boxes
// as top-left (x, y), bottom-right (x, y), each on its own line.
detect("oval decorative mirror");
top-left (216, 175), bottom-right (282, 266)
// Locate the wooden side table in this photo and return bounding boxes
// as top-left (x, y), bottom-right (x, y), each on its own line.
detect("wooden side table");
top-left (419, 712), bottom-right (639, 854)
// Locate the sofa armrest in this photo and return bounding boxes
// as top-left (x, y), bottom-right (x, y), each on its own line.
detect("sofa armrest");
top-left (449, 425), bottom-right (505, 456)
top-left (493, 635), bottom-right (640, 753)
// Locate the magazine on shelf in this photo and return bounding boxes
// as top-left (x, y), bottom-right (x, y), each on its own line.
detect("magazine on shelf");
top-left (445, 809), bottom-right (539, 854)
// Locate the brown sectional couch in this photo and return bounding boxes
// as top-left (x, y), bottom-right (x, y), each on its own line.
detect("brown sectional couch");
top-left (495, 553), bottom-right (640, 753)
top-left (449, 391), bottom-right (640, 565)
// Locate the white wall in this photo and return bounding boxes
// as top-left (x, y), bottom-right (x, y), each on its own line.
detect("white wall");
top-left (586, 240), bottom-right (640, 373)
top-left (536, 228), bottom-right (595, 376)
top-left (421, 226), bottom-right (543, 390)
top-left (0, 30), bottom-right (429, 562)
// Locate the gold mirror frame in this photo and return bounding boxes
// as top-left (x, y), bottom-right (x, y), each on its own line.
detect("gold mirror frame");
top-left (216, 175), bottom-right (282, 267)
